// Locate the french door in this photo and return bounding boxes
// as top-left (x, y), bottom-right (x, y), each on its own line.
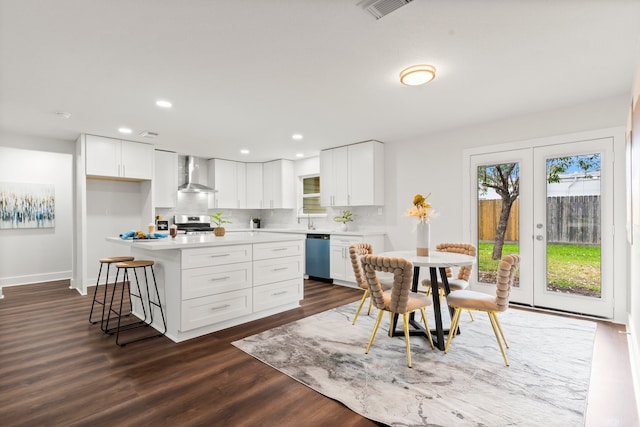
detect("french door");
top-left (468, 138), bottom-right (614, 318)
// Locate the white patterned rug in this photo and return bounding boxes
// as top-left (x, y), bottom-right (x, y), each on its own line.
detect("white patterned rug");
top-left (232, 302), bottom-right (596, 426)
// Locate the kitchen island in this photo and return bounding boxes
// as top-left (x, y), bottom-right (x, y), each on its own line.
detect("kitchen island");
top-left (109, 232), bottom-right (305, 342)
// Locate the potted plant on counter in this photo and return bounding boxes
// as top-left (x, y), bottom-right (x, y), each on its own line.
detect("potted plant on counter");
top-left (333, 210), bottom-right (353, 231)
top-left (251, 217), bottom-right (261, 229)
top-left (210, 212), bottom-right (232, 236)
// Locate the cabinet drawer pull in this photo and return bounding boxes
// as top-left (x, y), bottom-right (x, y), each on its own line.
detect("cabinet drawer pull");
top-left (210, 253), bottom-right (231, 258)
top-left (272, 247), bottom-right (287, 251)
top-left (273, 267), bottom-right (288, 271)
top-left (210, 304), bottom-right (231, 311)
top-left (272, 291), bottom-right (287, 296)
top-left (209, 276), bottom-right (231, 281)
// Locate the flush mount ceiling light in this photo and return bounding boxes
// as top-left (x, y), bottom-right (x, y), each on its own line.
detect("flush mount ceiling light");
top-left (292, 134), bottom-right (303, 140)
top-left (240, 149), bottom-right (250, 155)
top-left (118, 127), bottom-right (132, 134)
top-left (156, 99), bottom-right (172, 108)
top-left (296, 153), bottom-right (304, 158)
top-left (399, 64), bottom-right (436, 86)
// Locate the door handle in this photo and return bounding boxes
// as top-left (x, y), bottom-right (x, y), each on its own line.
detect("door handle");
top-left (536, 235), bottom-right (543, 241)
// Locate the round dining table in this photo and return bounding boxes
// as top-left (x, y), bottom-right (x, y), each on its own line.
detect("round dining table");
top-left (379, 250), bottom-right (477, 350)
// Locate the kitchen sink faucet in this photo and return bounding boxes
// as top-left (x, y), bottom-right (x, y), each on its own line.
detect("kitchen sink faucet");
top-left (297, 207), bottom-right (315, 230)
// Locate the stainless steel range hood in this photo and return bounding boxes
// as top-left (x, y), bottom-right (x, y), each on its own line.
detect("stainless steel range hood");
top-left (178, 156), bottom-right (215, 193)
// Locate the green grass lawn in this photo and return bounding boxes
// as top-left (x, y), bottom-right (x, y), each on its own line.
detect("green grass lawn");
top-left (478, 242), bottom-right (601, 293)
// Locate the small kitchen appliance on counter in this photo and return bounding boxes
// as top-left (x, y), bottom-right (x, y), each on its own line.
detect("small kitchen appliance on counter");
top-left (174, 215), bottom-right (214, 234)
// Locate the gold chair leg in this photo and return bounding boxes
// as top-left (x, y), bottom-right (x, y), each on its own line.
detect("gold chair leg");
top-left (467, 310), bottom-right (475, 321)
top-left (445, 307), bottom-right (462, 353)
top-left (367, 294), bottom-right (374, 315)
top-left (402, 313), bottom-right (412, 367)
top-left (492, 312), bottom-right (509, 348)
top-left (488, 312), bottom-right (509, 366)
top-left (419, 308), bottom-right (434, 350)
top-left (352, 290), bottom-right (369, 325)
top-left (366, 310), bottom-right (385, 354)
top-left (388, 311), bottom-right (394, 337)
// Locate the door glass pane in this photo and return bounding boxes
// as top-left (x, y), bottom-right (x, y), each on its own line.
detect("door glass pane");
top-left (477, 163), bottom-right (521, 286)
top-left (545, 154), bottom-right (601, 298)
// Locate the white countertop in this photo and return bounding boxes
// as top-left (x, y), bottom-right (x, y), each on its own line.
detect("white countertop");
top-left (108, 231), bottom-right (305, 250)
top-left (226, 228), bottom-right (386, 236)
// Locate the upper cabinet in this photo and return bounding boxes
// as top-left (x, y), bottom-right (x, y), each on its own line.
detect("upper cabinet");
top-left (85, 135), bottom-right (153, 180)
top-left (208, 159), bottom-right (247, 209)
top-left (320, 140), bottom-right (384, 206)
top-left (153, 150), bottom-right (178, 208)
top-left (246, 163), bottom-right (264, 209)
top-left (263, 159), bottom-right (295, 209)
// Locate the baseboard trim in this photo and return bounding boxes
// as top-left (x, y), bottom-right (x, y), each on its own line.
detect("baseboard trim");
top-left (0, 271), bottom-right (71, 288)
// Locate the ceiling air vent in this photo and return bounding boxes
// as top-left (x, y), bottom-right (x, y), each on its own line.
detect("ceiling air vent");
top-left (139, 131), bottom-right (159, 139)
top-left (359, 0), bottom-right (414, 20)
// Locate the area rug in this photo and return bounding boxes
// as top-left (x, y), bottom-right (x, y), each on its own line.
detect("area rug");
top-left (232, 302), bottom-right (596, 426)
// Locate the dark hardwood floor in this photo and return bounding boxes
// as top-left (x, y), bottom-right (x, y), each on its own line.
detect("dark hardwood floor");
top-left (0, 280), bottom-right (637, 426)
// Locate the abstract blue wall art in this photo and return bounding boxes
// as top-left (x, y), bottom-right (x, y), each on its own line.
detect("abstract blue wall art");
top-left (0, 182), bottom-right (55, 229)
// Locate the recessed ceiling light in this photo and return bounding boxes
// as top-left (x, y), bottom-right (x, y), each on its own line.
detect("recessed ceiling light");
top-left (118, 127), bottom-right (132, 134)
top-left (240, 149), bottom-right (250, 155)
top-left (399, 64), bottom-right (436, 86)
top-left (156, 99), bottom-right (172, 108)
top-left (292, 134), bottom-right (303, 140)
top-left (54, 111), bottom-right (71, 119)
top-left (296, 153), bottom-right (304, 158)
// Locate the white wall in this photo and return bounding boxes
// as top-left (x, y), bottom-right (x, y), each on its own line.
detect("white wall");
top-left (383, 94), bottom-right (630, 291)
top-left (0, 133), bottom-right (75, 297)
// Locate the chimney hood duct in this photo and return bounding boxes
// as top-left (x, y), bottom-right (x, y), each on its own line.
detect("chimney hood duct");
top-left (178, 156), bottom-right (215, 193)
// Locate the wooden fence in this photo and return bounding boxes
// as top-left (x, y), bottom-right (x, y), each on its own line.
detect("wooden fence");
top-left (478, 195), bottom-right (601, 244)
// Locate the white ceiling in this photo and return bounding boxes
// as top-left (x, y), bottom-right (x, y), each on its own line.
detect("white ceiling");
top-left (1, 0), bottom-right (639, 162)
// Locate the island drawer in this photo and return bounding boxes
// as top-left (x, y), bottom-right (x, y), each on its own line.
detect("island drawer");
top-left (253, 279), bottom-right (300, 312)
top-left (180, 288), bottom-right (252, 331)
top-left (253, 255), bottom-right (303, 286)
top-left (253, 240), bottom-right (304, 261)
top-left (182, 245), bottom-right (252, 269)
top-left (181, 262), bottom-right (252, 300)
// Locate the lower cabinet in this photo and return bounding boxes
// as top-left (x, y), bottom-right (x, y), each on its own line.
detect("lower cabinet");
top-left (330, 234), bottom-right (385, 286)
top-left (181, 289), bottom-right (252, 331)
top-left (253, 279), bottom-right (300, 312)
top-left (179, 240), bottom-right (303, 335)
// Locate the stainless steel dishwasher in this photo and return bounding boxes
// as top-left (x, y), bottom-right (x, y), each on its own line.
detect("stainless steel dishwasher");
top-left (305, 234), bottom-right (331, 281)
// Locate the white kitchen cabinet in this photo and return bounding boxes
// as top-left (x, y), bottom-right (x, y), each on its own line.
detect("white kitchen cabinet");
top-left (320, 147), bottom-right (349, 206)
top-left (153, 150), bottom-right (178, 208)
top-left (263, 159), bottom-right (295, 209)
top-left (320, 140), bottom-right (384, 206)
top-left (252, 240), bottom-right (304, 311)
top-left (208, 159), bottom-right (246, 209)
top-left (85, 134), bottom-right (153, 180)
top-left (180, 245), bottom-right (253, 332)
top-left (329, 233), bottom-right (385, 287)
top-left (246, 163), bottom-right (264, 209)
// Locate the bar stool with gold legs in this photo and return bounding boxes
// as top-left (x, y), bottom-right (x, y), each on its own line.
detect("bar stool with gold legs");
top-left (107, 260), bottom-right (167, 346)
top-left (89, 256), bottom-right (135, 332)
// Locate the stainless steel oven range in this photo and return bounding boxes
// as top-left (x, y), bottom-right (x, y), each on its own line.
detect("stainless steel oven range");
top-left (173, 215), bottom-right (213, 235)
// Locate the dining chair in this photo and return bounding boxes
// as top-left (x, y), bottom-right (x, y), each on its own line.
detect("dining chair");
top-left (421, 242), bottom-right (477, 320)
top-left (444, 254), bottom-right (520, 366)
top-left (361, 254), bottom-right (434, 367)
top-left (349, 243), bottom-right (393, 325)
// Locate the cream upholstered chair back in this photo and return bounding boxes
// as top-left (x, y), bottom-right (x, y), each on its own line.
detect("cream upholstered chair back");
top-left (361, 255), bottom-right (414, 314)
top-left (495, 254), bottom-right (520, 312)
top-left (436, 243), bottom-right (477, 280)
top-left (349, 243), bottom-right (374, 291)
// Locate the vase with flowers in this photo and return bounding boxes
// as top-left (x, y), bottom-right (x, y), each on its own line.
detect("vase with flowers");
top-left (334, 210), bottom-right (353, 231)
top-left (406, 193), bottom-right (435, 256)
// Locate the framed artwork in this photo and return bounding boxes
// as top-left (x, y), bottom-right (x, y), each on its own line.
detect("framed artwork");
top-left (0, 182), bottom-right (55, 229)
